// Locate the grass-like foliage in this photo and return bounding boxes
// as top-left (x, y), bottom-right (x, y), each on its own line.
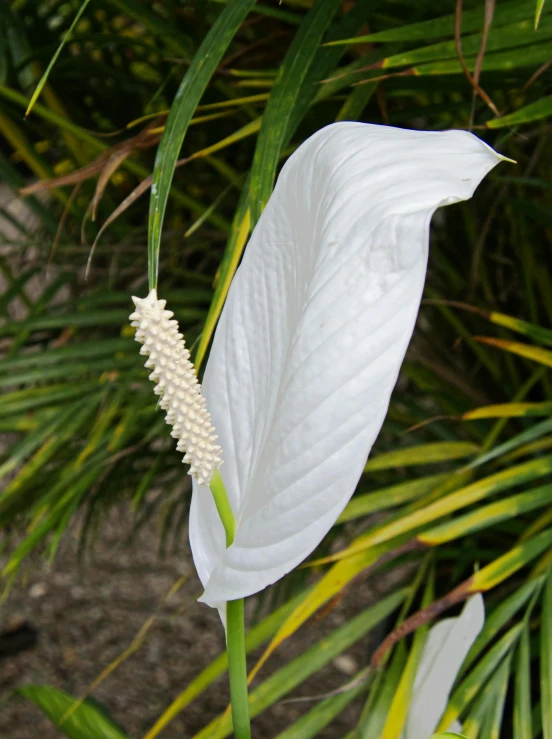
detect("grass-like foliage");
top-left (1, 0), bottom-right (551, 735)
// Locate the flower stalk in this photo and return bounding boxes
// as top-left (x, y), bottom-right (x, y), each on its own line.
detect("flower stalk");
top-left (226, 598), bottom-right (250, 739)
top-left (131, 292), bottom-right (250, 738)
top-left (209, 471), bottom-right (250, 739)
top-left (210, 469), bottom-right (236, 548)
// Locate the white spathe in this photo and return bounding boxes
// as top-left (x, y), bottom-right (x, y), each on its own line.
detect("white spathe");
top-left (190, 122), bottom-right (504, 608)
top-left (402, 594), bottom-right (485, 739)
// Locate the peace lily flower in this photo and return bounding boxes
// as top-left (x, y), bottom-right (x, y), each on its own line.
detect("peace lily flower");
top-left (401, 594), bottom-right (485, 739)
top-left (131, 123), bottom-right (505, 611)
top-left (187, 122), bottom-right (505, 610)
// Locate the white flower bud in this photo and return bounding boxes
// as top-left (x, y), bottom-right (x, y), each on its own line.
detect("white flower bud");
top-left (130, 289), bottom-right (222, 487)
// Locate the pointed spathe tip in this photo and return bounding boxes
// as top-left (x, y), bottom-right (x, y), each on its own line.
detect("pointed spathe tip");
top-left (497, 154), bottom-right (517, 164)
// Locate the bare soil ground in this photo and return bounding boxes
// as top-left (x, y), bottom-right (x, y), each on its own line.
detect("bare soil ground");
top-left (0, 509), bottom-right (403, 739)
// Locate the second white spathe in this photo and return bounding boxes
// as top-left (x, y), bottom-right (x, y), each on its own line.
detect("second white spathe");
top-left (402, 594), bottom-right (485, 739)
top-left (190, 122), bottom-right (504, 609)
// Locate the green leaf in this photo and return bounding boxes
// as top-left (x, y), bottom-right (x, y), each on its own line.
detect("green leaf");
top-left (380, 16), bottom-right (552, 70)
top-left (0, 338), bottom-right (134, 372)
top-left (461, 576), bottom-right (544, 677)
top-left (486, 95), bottom-right (552, 128)
top-left (481, 654), bottom-right (512, 739)
top-left (419, 483), bottom-right (552, 546)
top-left (0, 384), bottom-right (102, 416)
top-left (18, 685), bottom-right (129, 739)
top-left (274, 670), bottom-right (369, 739)
top-left (364, 441), bottom-right (479, 472)
top-left (357, 644), bottom-right (408, 738)
top-left (327, 0), bottom-right (538, 44)
top-left (338, 472), bottom-right (449, 523)
top-left (463, 401), bottom-right (552, 419)
top-left (248, 0), bottom-right (341, 224)
top-left (542, 567), bottom-right (552, 739)
top-left (25, 0), bottom-right (93, 118)
top-left (413, 42), bottom-right (552, 75)
top-left (0, 399), bottom-right (99, 520)
top-left (514, 622), bottom-right (533, 739)
top-left (536, 0), bottom-right (547, 28)
top-left (467, 416), bottom-right (552, 469)
top-left (488, 311), bottom-right (552, 347)
top-left (148, 0), bottom-right (256, 291)
top-left (469, 528), bottom-right (552, 593)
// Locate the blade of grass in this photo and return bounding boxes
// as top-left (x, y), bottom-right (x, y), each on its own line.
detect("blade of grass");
top-left (364, 441), bottom-right (479, 472)
top-left (18, 684), bottom-right (130, 739)
top-left (249, 0), bottom-right (340, 223)
top-left (25, 0), bottom-right (92, 118)
top-left (474, 336), bottom-right (552, 366)
top-left (542, 566), bottom-right (552, 739)
top-left (460, 576), bottom-right (544, 677)
top-left (325, 0), bottom-right (538, 44)
top-left (338, 473), bottom-right (449, 523)
top-left (463, 401), bottom-right (552, 419)
top-left (514, 622), bottom-right (533, 739)
top-left (274, 670), bottom-right (369, 739)
top-left (419, 483), bottom-right (552, 547)
top-left (148, 0), bottom-right (256, 291)
top-left (486, 95), bottom-right (552, 127)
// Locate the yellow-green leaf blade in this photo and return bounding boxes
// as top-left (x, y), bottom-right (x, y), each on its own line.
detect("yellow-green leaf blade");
top-left (248, 0), bottom-right (341, 224)
top-left (18, 684), bottom-right (129, 739)
top-left (364, 441), bottom-right (479, 472)
top-left (25, 0), bottom-right (93, 118)
top-left (486, 95), bottom-right (552, 128)
top-left (541, 567), bottom-right (552, 739)
top-left (474, 336), bottom-right (552, 366)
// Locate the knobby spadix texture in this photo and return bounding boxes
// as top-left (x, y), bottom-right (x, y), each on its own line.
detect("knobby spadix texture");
top-left (190, 122), bottom-right (503, 608)
top-left (401, 594), bottom-right (485, 739)
top-left (131, 290), bottom-right (222, 486)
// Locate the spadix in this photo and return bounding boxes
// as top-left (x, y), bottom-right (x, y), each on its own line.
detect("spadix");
top-left (179, 123), bottom-right (503, 609)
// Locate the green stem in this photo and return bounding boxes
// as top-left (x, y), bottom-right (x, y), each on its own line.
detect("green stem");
top-left (209, 469), bottom-right (251, 738)
top-left (226, 598), bottom-right (251, 739)
top-left (210, 469), bottom-right (236, 548)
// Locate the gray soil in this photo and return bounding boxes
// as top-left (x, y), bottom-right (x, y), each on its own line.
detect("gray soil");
top-left (0, 509), bottom-right (404, 739)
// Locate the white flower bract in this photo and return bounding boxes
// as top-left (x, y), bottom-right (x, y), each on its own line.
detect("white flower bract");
top-left (190, 122), bottom-right (504, 610)
top-left (401, 594), bottom-right (485, 739)
top-left (130, 289), bottom-right (222, 486)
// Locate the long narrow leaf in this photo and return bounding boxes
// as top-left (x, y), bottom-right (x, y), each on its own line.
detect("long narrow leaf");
top-left (147, 0), bottom-right (256, 290)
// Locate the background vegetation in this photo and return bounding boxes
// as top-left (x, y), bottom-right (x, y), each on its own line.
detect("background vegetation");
top-left (0, 0), bottom-right (551, 736)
